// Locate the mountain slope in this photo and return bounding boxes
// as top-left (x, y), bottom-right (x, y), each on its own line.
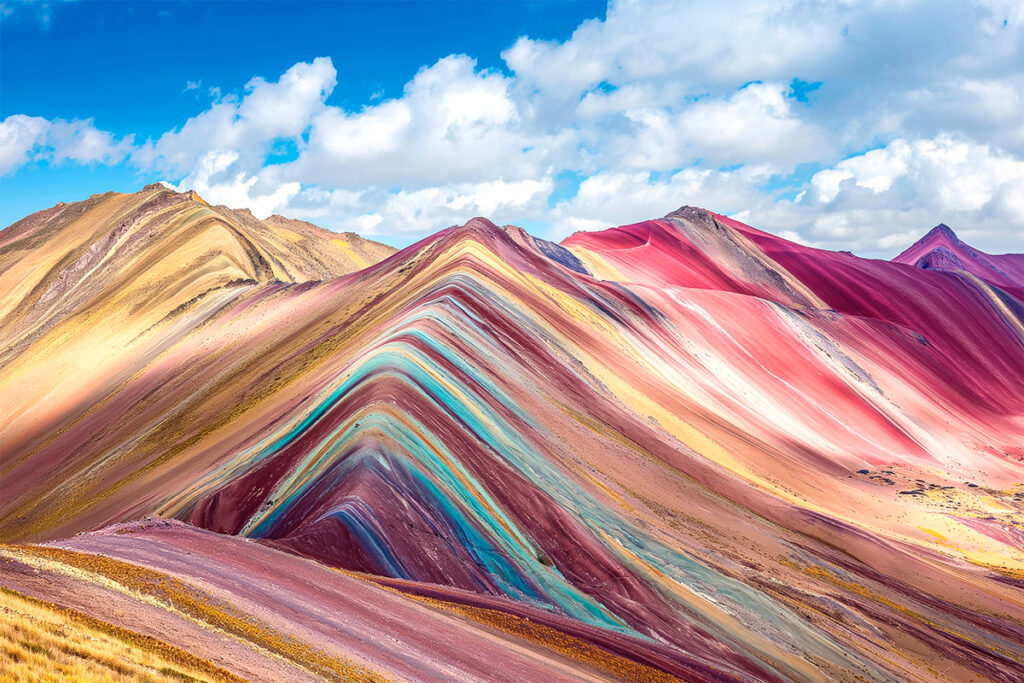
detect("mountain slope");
top-left (1, 199), bottom-right (1022, 681)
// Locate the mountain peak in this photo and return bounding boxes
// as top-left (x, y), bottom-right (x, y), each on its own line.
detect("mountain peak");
top-left (895, 223), bottom-right (963, 264)
top-left (894, 222), bottom-right (1024, 294)
top-left (460, 216), bottom-right (501, 233)
top-left (923, 223), bottom-right (959, 244)
top-left (665, 205), bottom-right (715, 224)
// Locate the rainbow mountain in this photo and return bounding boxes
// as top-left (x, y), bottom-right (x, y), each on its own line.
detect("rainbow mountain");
top-left (1, 184), bottom-right (1022, 682)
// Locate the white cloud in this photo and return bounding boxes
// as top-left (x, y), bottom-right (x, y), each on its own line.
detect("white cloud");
top-left (163, 150), bottom-right (301, 219)
top-left (0, 115), bottom-right (48, 175)
top-left (503, 0), bottom-right (842, 98)
top-left (735, 135), bottom-right (1024, 255)
top-left (805, 136), bottom-right (1024, 217)
top-left (134, 57), bottom-right (337, 176)
top-left (287, 55), bottom-right (555, 188)
top-left (0, 114), bottom-right (130, 175)
top-left (501, 0), bottom-right (1024, 167)
top-left (46, 119), bottom-right (132, 165)
top-left (810, 142), bottom-right (914, 203)
top-left (353, 178), bottom-right (552, 237)
top-left (678, 84), bottom-right (818, 164)
top-left (163, 145), bottom-right (552, 240)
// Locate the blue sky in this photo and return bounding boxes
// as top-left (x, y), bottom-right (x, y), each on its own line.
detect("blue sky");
top-left (2, 0), bottom-right (1023, 255)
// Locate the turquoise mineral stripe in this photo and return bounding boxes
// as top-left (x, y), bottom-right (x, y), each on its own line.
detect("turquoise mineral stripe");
top-left (246, 344), bottom-right (535, 551)
top-left (401, 457), bottom-right (541, 598)
top-left (326, 497), bottom-right (408, 578)
top-left (204, 297), bottom-right (541, 484)
top-left (195, 270), bottom-right (546, 487)
top-left (240, 352), bottom-right (633, 631)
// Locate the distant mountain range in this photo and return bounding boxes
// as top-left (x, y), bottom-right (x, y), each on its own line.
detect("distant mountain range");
top-left (1, 185), bottom-right (1022, 682)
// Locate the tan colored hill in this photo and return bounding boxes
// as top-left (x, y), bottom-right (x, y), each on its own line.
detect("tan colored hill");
top-left (0, 184), bottom-right (395, 464)
top-left (0, 184), bottom-right (395, 348)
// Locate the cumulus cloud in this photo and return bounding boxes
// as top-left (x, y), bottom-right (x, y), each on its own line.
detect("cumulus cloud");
top-left (360, 178), bottom-right (554, 237)
top-left (901, 76), bottom-right (1024, 154)
top-left (502, 0), bottom-right (842, 101)
top-left (162, 150), bottom-right (304, 219)
top-left (133, 57), bottom-right (337, 176)
top-left (286, 55), bottom-right (557, 188)
top-left (0, 115), bottom-right (48, 175)
top-left (809, 137), bottom-right (1024, 217)
top-left (590, 82), bottom-right (830, 171)
top-left (790, 135), bottom-right (1024, 252)
top-left (0, 114), bottom-right (131, 175)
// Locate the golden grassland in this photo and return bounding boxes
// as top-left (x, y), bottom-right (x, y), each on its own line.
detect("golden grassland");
top-left (0, 586), bottom-right (238, 683)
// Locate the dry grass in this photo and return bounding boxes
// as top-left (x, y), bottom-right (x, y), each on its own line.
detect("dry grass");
top-left (0, 586), bottom-right (232, 683)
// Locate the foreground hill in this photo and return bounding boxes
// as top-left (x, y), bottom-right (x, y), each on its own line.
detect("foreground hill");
top-left (1, 197), bottom-right (1022, 681)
